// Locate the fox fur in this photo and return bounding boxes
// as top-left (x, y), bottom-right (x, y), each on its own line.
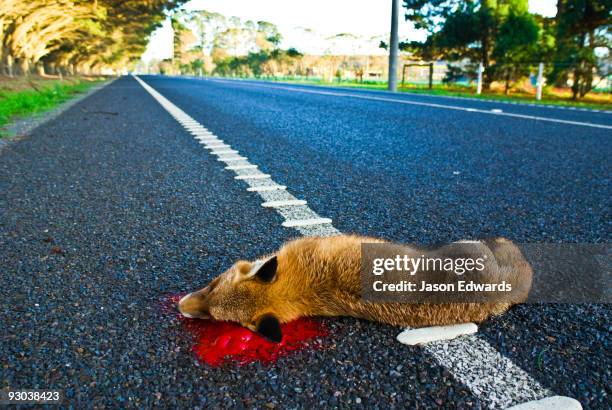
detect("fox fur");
top-left (178, 235), bottom-right (532, 342)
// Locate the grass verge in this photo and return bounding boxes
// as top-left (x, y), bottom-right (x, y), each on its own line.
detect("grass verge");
top-left (0, 76), bottom-right (105, 137)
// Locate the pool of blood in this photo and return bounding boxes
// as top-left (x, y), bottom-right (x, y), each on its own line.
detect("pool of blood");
top-left (162, 295), bottom-right (328, 366)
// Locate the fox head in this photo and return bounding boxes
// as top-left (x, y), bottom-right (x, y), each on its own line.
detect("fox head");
top-left (178, 256), bottom-right (286, 342)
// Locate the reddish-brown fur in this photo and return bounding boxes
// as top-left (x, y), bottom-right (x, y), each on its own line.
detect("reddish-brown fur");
top-left (178, 235), bottom-right (532, 335)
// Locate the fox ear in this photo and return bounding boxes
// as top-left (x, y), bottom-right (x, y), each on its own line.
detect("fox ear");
top-left (249, 255), bottom-right (277, 283)
top-left (255, 314), bottom-right (282, 343)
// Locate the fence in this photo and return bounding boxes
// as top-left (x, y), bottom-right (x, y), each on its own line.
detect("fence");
top-left (398, 60), bottom-right (611, 101)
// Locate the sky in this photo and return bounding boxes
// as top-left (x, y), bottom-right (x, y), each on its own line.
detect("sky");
top-left (142, 0), bottom-right (558, 62)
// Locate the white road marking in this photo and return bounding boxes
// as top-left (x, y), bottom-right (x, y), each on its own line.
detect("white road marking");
top-left (214, 150), bottom-right (239, 155)
top-left (217, 156), bottom-right (247, 161)
top-left (207, 77), bottom-right (611, 115)
top-left (225, 165), bottom-right (255, 170)
top-left (133, 75), bottom-right (574, 410)
top-left (247, 185), bottom-right (287, 192)
top-left (261, 199), bottom-right (307, 208)
top-left (281, 218), bottom-right (334, 227)
top-left (424, 336), bottom-right (551, 408)
top-left (506, 396), bottom-right (582, 410)
top-left (220, 157), bottom-right (248, 162)
top-left (235, 174), bottom-right (271, 180)
top-left (491, 108), bottom-right (503, 113)
top-left (210, 79), bottom-right (612, 130)
top-left (397, 323), bottom-right (478, 345)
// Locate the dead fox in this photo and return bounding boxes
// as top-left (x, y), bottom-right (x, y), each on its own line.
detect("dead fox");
top-left (178, 235), bottom-right (532, 342)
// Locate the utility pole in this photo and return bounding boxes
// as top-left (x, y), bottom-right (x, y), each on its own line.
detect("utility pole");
top-left (536, 62), bottom-right (544, 100)
top-left (476, 63), bottom-right (483, 95)
top-left (388, 0), bottom-right (400, 92)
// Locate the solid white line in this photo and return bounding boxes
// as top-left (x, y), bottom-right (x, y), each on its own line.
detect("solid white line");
top-left (235, 174), bottom-right (271, 180)
top-left (133, 74), bottom-right (570, 410)
top-left (247, 185), bottom-right (287, 192)
top-left (211, 78), bottom-right (611, 115)
top-left (210, 79), bottom-right (612, 130)
top-left (226, 164), bottom-right (257, 170)
top-left (281, 218), bottom-right (333, 227)
top-left (261, 200), bottom-right (307, 208)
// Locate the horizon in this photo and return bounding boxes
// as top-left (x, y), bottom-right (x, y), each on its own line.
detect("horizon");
top-left (142, 0), bottom-right (558, 62)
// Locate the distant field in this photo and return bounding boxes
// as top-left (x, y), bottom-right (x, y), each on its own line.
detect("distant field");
top-left (233, 76), bottom-right (611, 111)
top-left (0, 76), bottom-right (105, 135)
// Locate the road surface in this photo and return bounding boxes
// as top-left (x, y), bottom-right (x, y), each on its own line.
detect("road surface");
top-left (1, 76), bottom-right (609, 408)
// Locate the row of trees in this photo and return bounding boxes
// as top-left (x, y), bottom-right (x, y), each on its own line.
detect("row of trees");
top-left (401, 0), bottom-right (610, 98)
top-left (150, 10), bottom-right (304, 78)
top-left (1, 0), bottom-right (187, 76)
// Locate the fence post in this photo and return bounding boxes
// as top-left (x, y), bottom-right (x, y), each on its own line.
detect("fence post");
top-left (536, 62), bottom-right (544, 100)
top-left (429, 63), bottom-right (433, 89)
top-left (476, 63), bottom-right (483, 95)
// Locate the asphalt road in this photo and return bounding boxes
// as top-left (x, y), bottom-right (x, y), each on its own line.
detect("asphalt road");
top-left (1, 76), bottom-right (610, 408)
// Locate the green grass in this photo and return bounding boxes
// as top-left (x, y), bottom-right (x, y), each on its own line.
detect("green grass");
top-left (0, 79), bottom-right (103, 136)
top-left (397, 86), bottom-right (612, 111)
top-left (234, 76), bottom-right (611, 111)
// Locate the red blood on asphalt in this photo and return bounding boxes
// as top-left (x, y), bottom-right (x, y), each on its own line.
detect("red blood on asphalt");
top-left (162, 294), bottom-right (328, 366)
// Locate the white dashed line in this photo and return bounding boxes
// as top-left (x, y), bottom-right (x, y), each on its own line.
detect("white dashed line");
top-left (247, 185), bottom-right (287, 192)
top-left (262, 199), bottom-right (307, 208)
top-left (281, 218), bottom-right (334, 227)
top-left (225, 164), bottom-right (257, 170)
top-left (397, 323), bottom-right (478, 345)
top-left (217, 156), bottom-right (246, 161)
top-left (133, 75), bottom-right (576, 410)
top-left (234, 174), bottom-right (271, 180)
top-left (506, 396), bottom-right (582, 410)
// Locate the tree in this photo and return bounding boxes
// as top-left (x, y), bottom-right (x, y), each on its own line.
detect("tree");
top-left (256, 21), bottom-right (282, 51)
top-left (402, 0), bottom-right (539, 89)
top-left (1, 0), bottom-right (189, 76)
top-left (550, 0), bottom-right (611, 99)
top-left (492, 8), bottom-right (539, 93)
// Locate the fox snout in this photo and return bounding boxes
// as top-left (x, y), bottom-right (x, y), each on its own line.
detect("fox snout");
top-left (178, 289), bottom-right (211, 319)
